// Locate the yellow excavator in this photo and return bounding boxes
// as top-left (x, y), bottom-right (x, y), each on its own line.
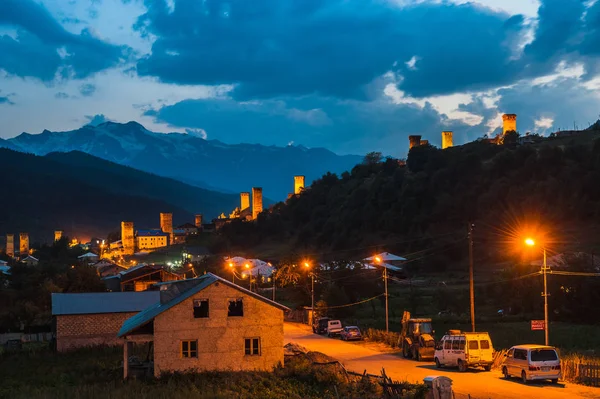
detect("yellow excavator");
top-left (398, 311), bottom-right (436, 361)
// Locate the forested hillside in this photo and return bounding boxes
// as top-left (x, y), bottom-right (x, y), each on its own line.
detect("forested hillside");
top-left (0, 149), bottom-right (238, 242)
top-left (219, 132), bottom-right (600, 264)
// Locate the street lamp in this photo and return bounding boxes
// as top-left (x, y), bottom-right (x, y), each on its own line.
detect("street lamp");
top-left (525, 238), bottom-right (550, 346)
top-left (304, 261), bottom-right (314, 319)
top-left (245, 263), bottom-right (251, 291)
top-left (373, 255), bottom-right (389, 333)
top-left (228, 262), bottom-right (235, 284)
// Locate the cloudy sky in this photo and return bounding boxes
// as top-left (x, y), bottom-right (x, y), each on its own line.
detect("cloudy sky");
top-left (1, 0), bottom-right (600, 156)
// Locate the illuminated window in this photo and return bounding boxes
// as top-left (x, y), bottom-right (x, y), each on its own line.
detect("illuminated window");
top-left (193, 299), bottom-right (209, 318)
top-left (228, 299), bottom-right (243, 317)
top-left (181, 340), bottom-right (197, 358)
top-left (244, 337), bottom-right (260, 356)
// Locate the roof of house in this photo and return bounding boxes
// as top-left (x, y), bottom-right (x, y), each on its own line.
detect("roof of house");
top-left (78, 252), bottom-right (99, 258)
top-left (21, 255), bottom-right (39, 262)
top-left (364, 252), bottom-right (407, 262)
top-left (136, 229), bottom-right (169, 237)
top-left (177, 223), bottom-right (198, 229)
top-left (51, 291), bottom-right (160, 315)
top-left (118, 272), bottom-right (289, 337)
top-left (0, 265), bottom-right (10, 275)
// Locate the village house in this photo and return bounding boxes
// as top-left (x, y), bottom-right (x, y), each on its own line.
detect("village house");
top-left (52, 291), bottom-right (160, 352)
top-left (103, 264), bottom-right (181, 292)
top-left (118, 272), bottom-right (289, 378)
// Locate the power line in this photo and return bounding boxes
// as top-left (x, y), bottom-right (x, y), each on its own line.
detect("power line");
top-left (316, 293), bottom-right (384, 310)
top-left (550, 270), bottom-right (600, 277)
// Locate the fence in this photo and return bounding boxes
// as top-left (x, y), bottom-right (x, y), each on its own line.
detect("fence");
top-left (0, 332), bottom-right (53, 345)
top-left (562, 358), bottom-right (600, 387)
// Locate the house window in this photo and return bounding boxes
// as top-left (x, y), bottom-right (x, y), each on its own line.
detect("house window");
top-left (181, 340), bottom-right (198, 358)
top-left (244, 337), bottom-right (260, 356)
top-left (228, 298), bottom-right (244, 317)
top-left (193, 299), bottom-right (209, 318)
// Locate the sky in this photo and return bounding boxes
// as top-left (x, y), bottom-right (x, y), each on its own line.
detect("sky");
top-left (1, 0), bottom-right (600, 156)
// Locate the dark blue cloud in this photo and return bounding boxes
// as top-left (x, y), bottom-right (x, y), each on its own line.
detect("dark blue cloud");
top-left (134, 0), bottom-right (528, 100)
top-left (55, 92), bottom-right (69, 99)
top-left (85, 114), bottom-right (112, 126)
top-left (79, 83), bottom-right (96, 97)
top-left (0, 0), bottom-right (132, 81)
top-left (143, 93), bottom-right (483, 156)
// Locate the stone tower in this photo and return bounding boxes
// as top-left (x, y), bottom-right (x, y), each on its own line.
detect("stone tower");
top-left (252, 187), bottom-right (263, 220)
top-left (160, 213), bottom-right (173, 245)
top-left (240, 192), bottom-right (250, 211)
top-left (420, 139), bottom-right (429, 146)
top-left (19, 233), bottom-right (29, 255)
top-left (408, 135), bottom-right (422, 149)
top-left (294, 175), bottom-right (305, 195)
top-left (54, 230), bottom-right (63, 242)
top-left (121, 221), bottom-right (135, 255)
top-left (6, 234), bottom-right (14, 257)
top-left (442, 131), bottom-right (453, 149)
top-left (195, 214), bottom-right (203, 229)
top-left (502, 114), bottom-right (517, 135)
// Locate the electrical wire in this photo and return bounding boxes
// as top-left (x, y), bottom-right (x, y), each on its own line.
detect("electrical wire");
top-left (549, 270), bottom-right (600, 277)
top-left (316, 293), bottom-right (384, 310)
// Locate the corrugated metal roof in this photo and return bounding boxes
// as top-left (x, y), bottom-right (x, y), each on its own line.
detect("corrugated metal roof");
top-left (118, 273), bottom-right (289, 337)
top-left (51, 291), bottom-right (160, 315)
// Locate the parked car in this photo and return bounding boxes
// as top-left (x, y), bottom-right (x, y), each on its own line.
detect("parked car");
top-left (326, 320), bottom-right (344, 337)
top-left (434, 330), bottom-right (494, 371)
top-left (340, 326), bottom-right (362, 341)
top-left (502, 345), bottom-right (561, 384)
top-left (312, 317), bottom-right (330, 335)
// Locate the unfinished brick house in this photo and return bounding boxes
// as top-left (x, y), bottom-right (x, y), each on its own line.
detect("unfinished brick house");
top-left (118, 272), bottom-right (289, 378)
top-left (52, 291), bottom-right (159, 352)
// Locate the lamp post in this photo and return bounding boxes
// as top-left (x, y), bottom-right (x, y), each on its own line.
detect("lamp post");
top-left (525, 238), bottom-right (550, 346)
top-left (228, 262), bottom-right (235, 284)
top-left (374, 255), bottom-right (389, 333)
top-left (304, 262), bottom-right (314, 320)
top-left (245, 263), bottom-right (251, 291)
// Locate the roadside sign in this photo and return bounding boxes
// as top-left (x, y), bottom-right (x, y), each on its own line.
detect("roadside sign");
top-left (531, 320), bottom-right (545, 331)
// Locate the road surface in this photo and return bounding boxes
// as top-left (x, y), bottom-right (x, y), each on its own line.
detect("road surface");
top-left (284, 323), bottom-right (599, 399)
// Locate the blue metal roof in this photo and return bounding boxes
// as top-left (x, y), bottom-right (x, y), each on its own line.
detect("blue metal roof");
top-left (52, 291), bottom-right (160, 315)
top-left (136, 229), bottom-right (168, 237)
top-left (118, 273), bottom-right (289, 337)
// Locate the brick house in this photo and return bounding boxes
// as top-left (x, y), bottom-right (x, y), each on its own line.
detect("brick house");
top-left (52, 291), bottom-right (159, 352)
top-left (118, 272), bottom-right (289, 378)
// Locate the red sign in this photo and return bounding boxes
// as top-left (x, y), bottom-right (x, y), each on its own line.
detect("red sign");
top-left (531, 320), bottom-right (545, 331)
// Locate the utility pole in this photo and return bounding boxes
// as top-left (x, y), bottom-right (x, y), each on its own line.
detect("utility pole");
top-left (384, 266), bottom-right (389, 333)
top-left (468, 223), bottom-right (475, 332)
top-left (542, 248), bottom-right (549, 346)
top-left (311, 273), bottom-right (315, 316)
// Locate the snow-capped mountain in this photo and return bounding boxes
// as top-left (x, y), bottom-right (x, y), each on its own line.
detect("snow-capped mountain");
top-left (3, 121), bottom-right (362, 199)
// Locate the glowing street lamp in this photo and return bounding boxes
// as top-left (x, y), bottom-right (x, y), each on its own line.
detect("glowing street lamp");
top-left (524, 237), bottom-right (550, 346)
top-left (303, 261), bottom-right (315, 316)
top-left (373, 255), bottom-right (389, 333)
top-left (228, 261), bottom-right (235, 283)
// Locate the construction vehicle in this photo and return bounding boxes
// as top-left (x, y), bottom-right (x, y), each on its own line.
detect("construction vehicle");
top-left (398, 311), bottom-right (436, 361)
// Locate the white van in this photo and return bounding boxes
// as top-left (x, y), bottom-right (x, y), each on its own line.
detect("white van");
top-left (502, 345), bottom-right (561, 384)
top-left (327, 320), bottom-right (343, 337)
top-left (434, 330), bottom-right (494, 371)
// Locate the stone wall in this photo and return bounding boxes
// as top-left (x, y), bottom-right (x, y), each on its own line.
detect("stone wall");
top-left (153, 282), bottom-right (284, 376)
top-left (56, 312), bottom-right (137, 352)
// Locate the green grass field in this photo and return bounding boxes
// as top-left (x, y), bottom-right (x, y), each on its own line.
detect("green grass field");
top-left (0, 346), bottom-right (401, 399)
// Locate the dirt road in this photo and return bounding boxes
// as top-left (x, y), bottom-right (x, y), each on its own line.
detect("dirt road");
top-left (284, 323), bottom-right (599, 399)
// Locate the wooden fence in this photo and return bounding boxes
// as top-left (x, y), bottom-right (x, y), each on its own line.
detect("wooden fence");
top-left (562, 359), bottom-right (600, 387)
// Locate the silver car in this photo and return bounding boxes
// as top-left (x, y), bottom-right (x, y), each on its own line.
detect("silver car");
top-left (502, 345), bottom-right (561, 384)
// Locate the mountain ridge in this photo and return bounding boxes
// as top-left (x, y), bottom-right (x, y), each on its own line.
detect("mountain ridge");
top-left (0, 148), bottom-right (239, 243)
top-left (3, 121), bottom-right (363, 199)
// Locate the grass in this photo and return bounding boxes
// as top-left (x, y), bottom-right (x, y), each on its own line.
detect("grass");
top-left (0, 346), bottom-right (417, 399)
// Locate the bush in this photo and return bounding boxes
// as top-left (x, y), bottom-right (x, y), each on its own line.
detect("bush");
top-left (364, 328), bottom-right (401, 348)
